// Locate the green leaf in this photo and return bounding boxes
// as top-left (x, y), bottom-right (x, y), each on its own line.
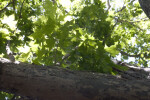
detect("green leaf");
top-left (105, 43), bottom-right (120, 57)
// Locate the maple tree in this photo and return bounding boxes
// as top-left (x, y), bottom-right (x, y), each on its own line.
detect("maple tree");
top-left (0, 0), bottom-right (150, 99)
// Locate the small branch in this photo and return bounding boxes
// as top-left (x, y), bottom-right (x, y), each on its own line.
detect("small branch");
top-left (0, 0), bottom-right (16, 14)
top-left (109, 3), bottom-right (127, 34)
top-left (52, 0), bottom-right (56, 4)
top-left (116, 0), bottom-right (135, 13)
top-left (19, 0), bottom-right (25, 18)
top-left (56, 46), bottom-right (78, 66)
top-left (117, 19), bottom-right (144, 31)
top-left (106, 0), bottom-right (111, 12)
top-left (113, 16), bottom-right (148, 29)
top-left (0, 2), bottom-right (12, 14)
top-left (12, 0), bottom-right (16, 11)
top-left (116, 0), bottom-right (126, 13)
top-left (112, 16), bottom-right (119, 30)
top-left (120, 50), bottom-right (141, 57)
top-left (126, 18), bottom-right (149, 23)
top-left (119, 50), bottom-right (150, 59)
top-left (116, 6), bottom-right (126, 12)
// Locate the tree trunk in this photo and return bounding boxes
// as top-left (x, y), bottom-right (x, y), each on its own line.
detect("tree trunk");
top-left (139, 0), bottom-right (150, 19)
top-left (0, 58), bottom-right (150, 100)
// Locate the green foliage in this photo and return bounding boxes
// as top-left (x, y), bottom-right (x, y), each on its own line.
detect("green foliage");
top-left (0, 0), bottom-right (149, 71)
top-left (75, 1), bottom-right (113, 46)
top-left (0, 91), bottom-right (14, 100)
top-left (0, 0), bottom-right (149, 68)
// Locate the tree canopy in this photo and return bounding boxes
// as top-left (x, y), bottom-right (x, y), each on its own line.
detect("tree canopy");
top-left (0, 0), bottom-right (150, 99)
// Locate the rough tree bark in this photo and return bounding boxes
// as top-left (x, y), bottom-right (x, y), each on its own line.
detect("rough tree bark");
top-left (0, 58), bottom-right (150, 100)
top-left (139, 0), bottom-right (150, 19)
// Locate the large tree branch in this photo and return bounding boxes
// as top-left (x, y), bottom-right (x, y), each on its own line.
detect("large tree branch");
top-left (1, 58), bottom-right (150, 100)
